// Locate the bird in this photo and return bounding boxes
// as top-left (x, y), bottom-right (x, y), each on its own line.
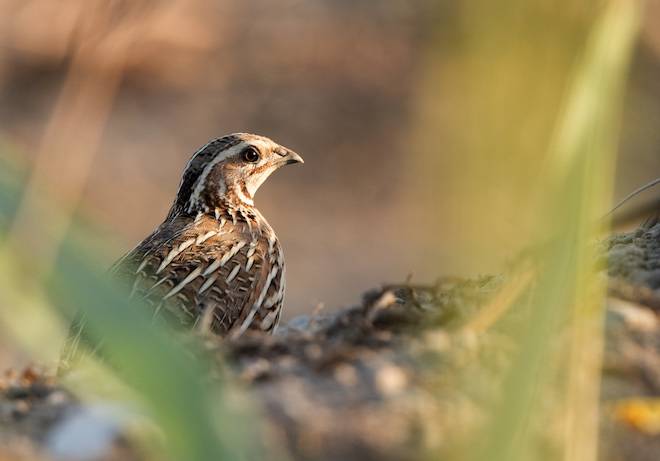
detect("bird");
top-left (60, 133), bottom-right (303, 368)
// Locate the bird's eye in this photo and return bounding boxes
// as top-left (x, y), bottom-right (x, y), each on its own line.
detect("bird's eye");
top-left (242, 147), bottom-right (260, 163)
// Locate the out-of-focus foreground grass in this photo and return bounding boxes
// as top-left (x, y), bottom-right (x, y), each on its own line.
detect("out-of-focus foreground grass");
top-left (0, 3), bottom-right (257, 459)
top-left (0, 153), bottom-right (255, 460)
top-left (0, 0), bottom-right (647, 460)
top-left (413, 0), bottom-right (642, 460)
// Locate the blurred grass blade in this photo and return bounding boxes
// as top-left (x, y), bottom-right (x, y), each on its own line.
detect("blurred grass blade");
top-left (555, 3), bottom-right (642, 461)
top-left (50, 239), bottom-right (245, 461)
top-left (0, 148), bottom-right (68, 363)
top-left (0, 148), bottom-right (26, 235)
top-left (476, 1), bottom-right (642, 461)
top-left (0, 147), bottom-right (254, 461)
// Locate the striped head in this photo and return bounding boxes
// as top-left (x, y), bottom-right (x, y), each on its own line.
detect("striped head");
top-left (171, 133), bottom-right (303, 216)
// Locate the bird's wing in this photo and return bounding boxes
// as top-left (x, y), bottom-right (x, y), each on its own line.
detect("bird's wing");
top-left (59, 217), bottom-right (275, 372)
top-left (115, 220), bottom-right (273, 335)
top-left (230, 232), bottom-right (285, 336)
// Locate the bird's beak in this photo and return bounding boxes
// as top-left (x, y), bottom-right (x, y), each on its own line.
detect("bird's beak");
top-left (274, 146), bottom-right (304, 166)
top-left (285, 150), bottom-right (304, 165)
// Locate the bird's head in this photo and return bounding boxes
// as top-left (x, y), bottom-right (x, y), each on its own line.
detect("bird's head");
top-left (171, 133), bottom-right (303, 215)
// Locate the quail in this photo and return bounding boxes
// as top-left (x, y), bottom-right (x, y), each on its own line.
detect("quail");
top-left (62, 133), bottom-right (303, 367)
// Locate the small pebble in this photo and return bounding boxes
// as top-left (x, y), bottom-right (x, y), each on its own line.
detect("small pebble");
top-left (333, 364), bottom-right (358, 387)
top-left (12, 400), bottom-right (30, 417)
top-left (304, 344), bottom-right (322, 360)
top-left (375, 365), bottom-right (408, 397)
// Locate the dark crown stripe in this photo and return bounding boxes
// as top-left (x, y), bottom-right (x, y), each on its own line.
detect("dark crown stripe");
top-left (169, 135), bottom-right (243, 217)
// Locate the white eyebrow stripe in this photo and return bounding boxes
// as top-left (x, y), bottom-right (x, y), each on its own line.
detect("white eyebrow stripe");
top-left (249, 138), bottom-right (274, 153)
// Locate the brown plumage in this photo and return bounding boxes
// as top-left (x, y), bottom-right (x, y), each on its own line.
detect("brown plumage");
top-left (61, 133), bottom-right (303, 368)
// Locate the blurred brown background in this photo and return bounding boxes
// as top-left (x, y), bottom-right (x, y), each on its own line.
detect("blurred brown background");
top-left (1, 0), bottom-right (659, 321)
